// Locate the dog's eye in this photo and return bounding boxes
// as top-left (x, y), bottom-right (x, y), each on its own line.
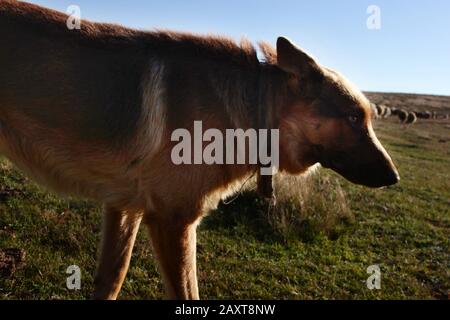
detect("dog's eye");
top-left (348, 115), bottom-right (359, 124)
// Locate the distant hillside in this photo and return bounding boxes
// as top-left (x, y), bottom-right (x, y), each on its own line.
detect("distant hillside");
top-left (364, 92), bottom-right (450, 113)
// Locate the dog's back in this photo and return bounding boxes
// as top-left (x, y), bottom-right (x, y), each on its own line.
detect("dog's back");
top-left (0, 0), bottom-right (149, 144)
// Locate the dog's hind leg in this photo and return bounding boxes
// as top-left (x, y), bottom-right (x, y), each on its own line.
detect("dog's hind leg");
top-left (145, 214), bottom-right (200, 300)
top-left (92, 207), bottom-right (142, 300)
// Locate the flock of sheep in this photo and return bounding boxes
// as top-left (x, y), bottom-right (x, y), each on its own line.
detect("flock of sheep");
top-left (370, 103), bottom-right (447, 125)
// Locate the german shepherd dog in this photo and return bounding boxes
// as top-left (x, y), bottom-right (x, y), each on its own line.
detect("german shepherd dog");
top-left (0, 1), bottom-right (399, 299)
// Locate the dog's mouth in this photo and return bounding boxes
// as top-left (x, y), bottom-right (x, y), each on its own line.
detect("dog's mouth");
top-left (323, 155), bottom-right (347, 171)
top-left (313, 145), bottom-right (346, 171)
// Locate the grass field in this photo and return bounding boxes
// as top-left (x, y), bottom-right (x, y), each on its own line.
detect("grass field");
top-left (0, 93), bottom-right (449, 300)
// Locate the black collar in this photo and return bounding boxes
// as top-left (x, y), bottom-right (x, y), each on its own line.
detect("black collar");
top-left (255, 63), bottom-right (275, 202)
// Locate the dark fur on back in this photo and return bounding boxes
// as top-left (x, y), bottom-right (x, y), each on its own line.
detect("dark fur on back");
top-left (0, 0), bottom-right (282, 142)
top-left (0, 0), bottom-right (259, 60)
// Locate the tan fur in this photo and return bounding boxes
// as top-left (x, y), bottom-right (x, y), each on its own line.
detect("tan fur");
top-left (93, 208), bottom-right (142, 299)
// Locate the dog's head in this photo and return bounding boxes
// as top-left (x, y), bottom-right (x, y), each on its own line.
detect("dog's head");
top-left (276, 37), bottom-right (399, 188)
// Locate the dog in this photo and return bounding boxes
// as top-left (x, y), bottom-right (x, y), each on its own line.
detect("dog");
top-left (0, 1), bottom-right (399, 299)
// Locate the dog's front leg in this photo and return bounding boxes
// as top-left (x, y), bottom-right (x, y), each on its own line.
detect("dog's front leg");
top-left (92, 207), bottom-right (142, 300)
top-left (145, 216), bottom-right (199, 300)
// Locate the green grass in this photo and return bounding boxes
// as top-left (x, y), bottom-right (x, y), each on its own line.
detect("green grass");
top-left (0, 118), bottom-right (449, 299)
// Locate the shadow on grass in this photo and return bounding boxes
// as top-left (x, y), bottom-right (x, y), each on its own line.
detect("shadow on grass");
top-left (202, 189), bottom-right (353, 244)
top-left (201, 191), bottom-right (277, 242)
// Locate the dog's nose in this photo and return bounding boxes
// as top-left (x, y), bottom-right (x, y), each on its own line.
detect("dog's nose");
top-left (384, 168), bottom-right (400, 186)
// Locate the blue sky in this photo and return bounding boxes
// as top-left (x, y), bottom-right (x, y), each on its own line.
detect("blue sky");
top-left (26, 0), bottom-right (450, 95)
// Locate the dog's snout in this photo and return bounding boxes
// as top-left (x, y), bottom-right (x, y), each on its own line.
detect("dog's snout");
top-left (372, 165), bottom-right (400, 188)
top-left (355, 162), bottom-right (400, 188)
top-left (385, 167), bottom-right (400, 186)
top-left (367, 151), bottom-right (400, 188)
top-left (323, 134), bottom-right (401, 188)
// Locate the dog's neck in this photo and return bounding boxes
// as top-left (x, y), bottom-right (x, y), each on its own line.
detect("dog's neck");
top-left (250, 63), bottom-right (291, 200)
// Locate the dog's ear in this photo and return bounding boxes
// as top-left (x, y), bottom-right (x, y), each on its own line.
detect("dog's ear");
top-left (276, 36), bottom-right (321, 77)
